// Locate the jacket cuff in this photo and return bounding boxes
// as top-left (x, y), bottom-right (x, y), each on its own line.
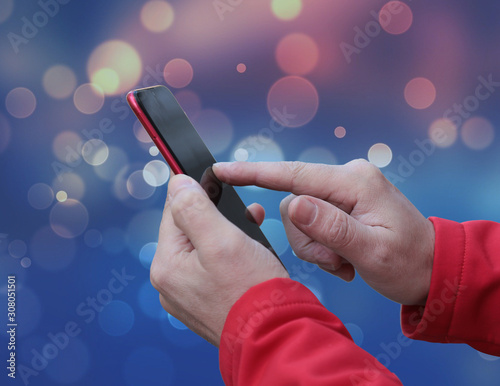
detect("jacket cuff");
top-left (401, 217), bottom-right (465, 343)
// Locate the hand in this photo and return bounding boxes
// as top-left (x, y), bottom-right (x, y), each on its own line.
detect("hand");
top-left (150, 174), bottom-right (289, 346)
top-left (213, 160), bottom-right (435, 306)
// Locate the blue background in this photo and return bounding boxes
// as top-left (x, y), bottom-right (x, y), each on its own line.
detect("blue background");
top-left (1, 0), bottom-right (499, 385)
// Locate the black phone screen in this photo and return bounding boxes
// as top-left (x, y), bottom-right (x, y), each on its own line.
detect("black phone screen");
top-left (133, 86), bottom-right (282, 265)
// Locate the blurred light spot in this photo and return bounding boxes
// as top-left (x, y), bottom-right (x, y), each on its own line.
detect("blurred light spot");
top-left (173, 90), bottom-right (201, 120)
top-left (368, 143), bottom-right (393, 168)
top-left (461, 117), bottom-right (495, 150)
top-left (149, 146), bottom-right (159, 156)
top-left (91, 68), bottom-right (120, 95)
top-left (52, 173), bottom-right (85, 200)
top-left (99, 301), bottom-right (135, 336)
top-left (123, 347), bottom-right (174, 386)
top-left (0, 114), bottom-right (11, 154)
top-left (335, 126), bottom-right (346, 139)
top-left (84, 229), bottom-right (102, 248)
top-left (43, 65), bottom-right (77, 99)
top-left (141, 1), bottom-right (174, 33)
top-left (127, 170), bottom-right (156, 199)
top-left (49, 199), bottom-right (89, 239)
top-left (52, 131), bottom-right (82, 162)
top-left (8, 239), bottom-right (27, 258)
top-left (56, 191), bottom-right (68, 202)
top-left (237, 63), bottom-right (247, 73)
top-left (82, 139), bottom-right (109, 166)
top-left (102, 227), bottom-right (126, 255)
top-left (231, 136), bottom-right (285, 163)
top-left (143, 160), bottom-right (170, 187)
top-left (6, 87), bottom-right (36, 118)
top-left (133, 120), bottom-right (153, 143)
top-left (28, 183), bottom-right (54, 210)
top-left (168, 314), bottom-right (188, 330)
top-left (298, 147), bottom-right (337, 165)
top-left (160, 313), bottom-right (204, 348)
top-left (276, 33), bottom-right (319, 75)
top-left (478, 352), bottom-right (500, 362)
top-left (139, 242), bottom-right (157, 269)
top-left (380, 1), bottom-right (413, 35)
top-left (234, 148), bottom-right (249, 162)
top-left (268, 76), bottom-right (319, 128)
top-left (428, 118), bottom-right (457, 148)
top-left (94, 146), bottom-right (129, 181)
top-left (87, 40), bottom-right (142, 96)
top-left (271, 0), bottom-right (302, 21)
top-left (138, 281), bottom-right (163, 318)
top-left (73, 83), bottom-right (104, 114)
top-left (20, 257), bottom-right (31, 268)
top-left (0, 0), bottom-right (14, 24)
top-left (45, 338), bottom-right (90, 384)
top-left (31, 226), bottom-right (76, 271)
top-left (404, 77), bottom-right (436, 110)
top-left (164, 58), bottom-right (194, 89)
top-left (126, 209), bottom-right (162, 256)
top-left (193, 109), bottom-right (233, 155)
top-left (261, 219), bottom-right (289, 256)
top-left (344, 323), bottom-right (364, 346)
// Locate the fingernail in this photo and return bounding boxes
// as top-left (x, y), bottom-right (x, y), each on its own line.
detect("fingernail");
top-left (212, 162), bottom-right (230, 172)
top-left (293, 198), bottom-right (317, 226)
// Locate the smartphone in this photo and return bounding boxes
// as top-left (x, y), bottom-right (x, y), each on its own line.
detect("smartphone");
top-left (127, 85), bottom-right (284, 267)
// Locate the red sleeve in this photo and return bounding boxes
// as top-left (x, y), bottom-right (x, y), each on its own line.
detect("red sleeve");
top-left (401, 217), bottom-right (500, 356)
top-left (220, 278), bottom-right (402, 386)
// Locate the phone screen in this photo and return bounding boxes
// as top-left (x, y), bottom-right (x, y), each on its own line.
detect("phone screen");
top-left (130, 86), bottom-right (282, 264)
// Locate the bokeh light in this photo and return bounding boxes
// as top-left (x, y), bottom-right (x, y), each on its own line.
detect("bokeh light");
top-left (143, 160), bottom-right (170, 187)
top-left (5, 87), bottom-right (36, 118)
top-left (84, 229), bottom-right (102, 248)
top-left (237, 63), bottom-right (247, 73)
top-left (87, 40), bottom-right (142, 95)
top-left (95, 146), bottom-right (129, 181)
top-left (164, 58), bottom-right (194, 89)
top-left (334, 126), bottom-right (346, 139)
top-left (234, 148), bottom-right (249, 162)
top-left (174, 90), bottom-right (201, 120)
top-left (368, 143), bottom-right (393, 168)
top-left (404, 77), bottom-right (436, 110)
top-left (160, 313), bottom-right (204, 348)
top-left (478, 352), bottom-right (500, 362)
top-left (276, 33), bottom-right (319, 75)
top-left (267, 76), bottom-right (319, 128)
top-left (298, 147), bottom-right (337, 165)
top-left (232, 136), bottom-right (285, 163)
top-left (31, 226), bottom-right (76, 271)
top-left (52, 131), bottom-right (82, 162)
top-left (82, 139), bottom-right (109, 166)
top-left (139, 242), bottom-right (157, 269)
top-left (149, 146), bottom-right (159, 156)
top-left (0, 0), bottom-right (14, 24)
top-left (428, 118), bottom-right (458, 148)
top-left (193, 109), bottom-right (233, 154)
top-left (168, 314), bottom-right (188, 330)
top-left (379, 1), bottom-right (413, 35)
top-left (43, 65), bottom-right (77, 99)
top-left (261, 219), bottom-right (289, 256)
top-left (461, 117), bottom-right (495, 150)
top-left (344, 323), bottom-right (364, 346)
top-left (140, 1), bottom-right (175, 33)
top-left (0, 114), bottom-right (11, 153)
top-left (99, 301), bottom-right (135, 336)
top-left (271, 0), bottom-right (302, 21)
top-left (123, 347), bottom-right (174, 386)
top-left (56, 191), bottom-right (68, 202)
top-left (28, 183), bottom-right (54, 210)
top-left (49, 199), bottom-right (89, 239)
top-left (126, 209), bottom-right (162, 256)
top-left (90, 68), bottom-right (120, 94)
top-left (127, 170), bottom-right (156, 200)
top-left (52, 173), bottom-right (85, 200)
top-left (8, 239), bottom-right (27, 258)
top-left (73, 83), bottom-right (105, 114)
top-left (45, 338), bottom-right (90, 385)
top-left (133, 120), bottom-right (153, 143)
top-left (20, 258), bottom-right (32, 268)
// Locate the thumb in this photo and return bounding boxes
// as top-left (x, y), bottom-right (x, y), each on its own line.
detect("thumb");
top-left (288, 195), bottom-right (374, 266)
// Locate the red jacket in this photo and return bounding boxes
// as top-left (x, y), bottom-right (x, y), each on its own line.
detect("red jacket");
top-left (219, 217), bottom-right (500, 385)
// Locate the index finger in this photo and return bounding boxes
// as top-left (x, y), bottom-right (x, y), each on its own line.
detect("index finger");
top-left (212, 161), bottom-right (359, 210)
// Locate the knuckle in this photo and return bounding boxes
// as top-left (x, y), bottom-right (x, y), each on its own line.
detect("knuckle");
top-left (283, 161), bottom-right (307, 190)
top-left (171, 189), bottom-right (207, 220)
top-left (323, 210), bottom-right (355, 250)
